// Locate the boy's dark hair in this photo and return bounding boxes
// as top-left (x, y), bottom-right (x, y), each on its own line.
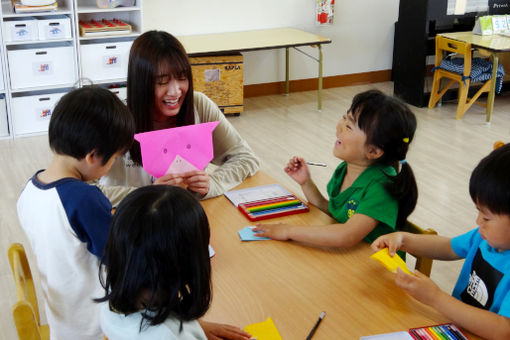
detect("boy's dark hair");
top-left (127, 30), bottom-right (195, 166)
top-left (96, 185), bottom-right (211, 330)
top-left (470, 143), bottom-right (510, 216)
top-left (48, 86), bottom-right (135, 165)
top-left (349, 89), bottom-right (418, 229)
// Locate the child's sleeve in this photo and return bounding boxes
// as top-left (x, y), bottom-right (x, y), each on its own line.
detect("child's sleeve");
top-left (61, 184), bottom-right (112, 258)
top-left (195, 92), bottom-right (260, 199)
top-left (498, 291), bottom-right (510, 318)
top-left (355, 180), bottom-right (398, 230)
top-left (450, 228), bottom-right (479, 258)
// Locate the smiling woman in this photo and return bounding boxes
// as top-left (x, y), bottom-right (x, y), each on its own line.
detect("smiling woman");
top-left (97, 30), bottom-right (258, 340)
top-left (98, 30), bottom-right (260, 203)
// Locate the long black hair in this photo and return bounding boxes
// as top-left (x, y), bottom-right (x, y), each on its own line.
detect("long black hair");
top-left (349, 89), bottom-right (418, 229)
top-left (127, 30), bottom-right (195, 165)
top-left (96, 185), bottom-right (211, 331)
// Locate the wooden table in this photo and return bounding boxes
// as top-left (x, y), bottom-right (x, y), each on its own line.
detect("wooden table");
top-left (178, 28), bottom-right (332, 111)
top-left (440, 31), bottom-right (510, 123)
top-left (201, 171), bottom-right (480, 339)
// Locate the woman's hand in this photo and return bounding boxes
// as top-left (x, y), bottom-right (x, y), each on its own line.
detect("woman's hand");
top-left (252, 223), bottom-right (293, 241)
top-left (153, 173), bottom-right (185, 187)
top-left (198, 320), bottom-right (251, 340)
top-left (183, 170), bottom-right (210, 196)
top-left (284, 156), bottom-right (311, 185)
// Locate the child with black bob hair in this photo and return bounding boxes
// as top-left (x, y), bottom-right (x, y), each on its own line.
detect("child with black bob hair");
top-left (372, 143), bottom-right (510, 339)
top-left (17, 86), bottom-right (135, 340)
top-left (97, 185), bottom-right (249, 339)
top-left (50, 85), bottom-right (134, 167)
top-left (254, 89), bottom-right (418, 248)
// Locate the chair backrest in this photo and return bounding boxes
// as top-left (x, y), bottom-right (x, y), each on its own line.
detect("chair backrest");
top-left (8, 243), bottom-right (44, 340)
top-left (435, 35), bottom-right (472, 77)
top-left (402, 221), bottom-right (438, 277)
top-left (494, 140), bottom-right (505, 149)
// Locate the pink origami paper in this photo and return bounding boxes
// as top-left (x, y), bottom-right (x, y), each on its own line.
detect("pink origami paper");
top-left (134, 121), bottom-right (219, 178)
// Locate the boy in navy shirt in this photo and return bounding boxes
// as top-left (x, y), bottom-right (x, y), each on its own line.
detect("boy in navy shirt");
top-left (17, 86), bottom-right (135, 340)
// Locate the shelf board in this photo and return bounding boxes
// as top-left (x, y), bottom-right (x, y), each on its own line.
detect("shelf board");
top-left (78, 32), bottom-right (140, 41)
top-left (2, 2), bottom-right (72, 17)
top-left (84, 78), bottom-right (127, 85)
top-left (77, 6), bottom-right (140, 14)
top-left (5, 38), bottom-right (74, 46)
top-left (10, 83), bottom-right (76, 94)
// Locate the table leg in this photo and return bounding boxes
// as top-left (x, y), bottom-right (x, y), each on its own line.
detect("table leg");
top-left (486, 53), bottom-right (498, 124)
top-left (285, 47), bottom-right (289, 96)
top-left (318, 44), bottom-right (323, 111)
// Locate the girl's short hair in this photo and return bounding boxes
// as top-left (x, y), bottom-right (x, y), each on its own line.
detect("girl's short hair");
top-left (49, 86), bottom-right (134, 164)
top-left (349, 89), bottom-right (418, 228)
top-left (470, 143), bottom-right (510, 216)
top-left (96, 185), bottom-right (211, 330)
top-left (127, 30), bottom-right (195, 165)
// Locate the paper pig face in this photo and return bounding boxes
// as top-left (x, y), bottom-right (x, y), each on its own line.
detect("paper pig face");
top-left (134, 121), bottom-right (219, 178)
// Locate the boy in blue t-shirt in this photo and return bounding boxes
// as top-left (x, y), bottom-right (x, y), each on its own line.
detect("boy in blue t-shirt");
top-left (371, 144), bottom-right (510, 339)
top-left (17, 86), bottom-right (135, 340)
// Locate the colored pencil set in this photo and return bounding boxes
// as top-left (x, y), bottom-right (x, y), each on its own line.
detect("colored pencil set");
top-left (238, 195), bottom-right (309, 221)
top-left (409, 323), bottom-right (468, 340)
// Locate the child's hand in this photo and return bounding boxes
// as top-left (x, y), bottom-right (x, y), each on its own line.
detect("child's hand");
top-left (198, 320), bottom-right (251, 340)
top-left (284, 156), bottom-right (311, 185)
top-left (252, 223), bottom-right (292, 241)
top-left (395, 268), bottom-right (442, 306)
top-left (154, 173), bottom-right (185, 187)
top-left (182, 170), bottom-right (210, 196)
top-left (370, 232), bottom-right (405, 256)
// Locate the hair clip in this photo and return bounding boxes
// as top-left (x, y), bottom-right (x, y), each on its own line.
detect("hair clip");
top-left (400, 159), bottom-right (407, 165)
top-left (403, 137), bottom-right (409, 143)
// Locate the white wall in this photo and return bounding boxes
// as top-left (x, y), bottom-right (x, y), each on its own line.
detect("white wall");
top-left (143, 0), bottom-right (399, 85)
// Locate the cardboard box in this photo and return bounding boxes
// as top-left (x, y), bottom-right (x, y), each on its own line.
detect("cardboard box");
top-left (190, 54), bottom-right (243, 115)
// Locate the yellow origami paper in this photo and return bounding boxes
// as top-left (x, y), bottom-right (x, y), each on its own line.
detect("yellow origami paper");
top-left (244, 317), bottom-right (283, 340)
top-left (370, 248), bottom-right (412, 275)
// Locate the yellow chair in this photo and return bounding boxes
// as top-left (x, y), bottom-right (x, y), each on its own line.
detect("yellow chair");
top-left (494, 140), bottom-right (505, 149)
top-left (428, 35), bottom-right (493, 119)
top-left (403, 221), bottom-right (438, 277)
top-left (8, 243), bottom-right (49, 340)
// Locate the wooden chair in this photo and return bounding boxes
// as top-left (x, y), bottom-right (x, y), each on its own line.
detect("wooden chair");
top-left (8, 243), bottom-right (49, 340)
top-left (402, 221), bottom-right (438, 277)
top-left (428, 35), bottom-right (493, 119)
top-left (494, 140), bottom-right (505, 149)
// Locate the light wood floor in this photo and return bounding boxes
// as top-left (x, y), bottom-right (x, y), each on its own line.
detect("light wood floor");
top-left (1, 81), bottom-right (509, 339)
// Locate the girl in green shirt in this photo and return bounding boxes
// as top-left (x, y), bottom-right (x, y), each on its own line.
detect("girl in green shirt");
top-left (254, 89), bottom-right (418, 247)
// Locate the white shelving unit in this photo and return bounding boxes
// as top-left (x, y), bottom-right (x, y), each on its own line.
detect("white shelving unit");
top-left (0, 0), bottom-right (142, 138)
top-left (0, 10), bottom-right (8, 139)
top-left (74, 0), bottom-right (142, 97)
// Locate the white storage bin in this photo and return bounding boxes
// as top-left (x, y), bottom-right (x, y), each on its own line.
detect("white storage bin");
top-left (4, 18), bottom-right (38, 42)
top-left (0, 49), bottom-right (4, 91)
top-left (8, 46), bottom-right (76, 89)
top-left (38, 16), bottom-right (72, 41)
top-left (109, 86), bottom-right (127, 102)
top-left (0, 98), bottom-right (8, 137)
top-left (80, 41), bottom-right (132, 82)
top-left (11, 91), bottom-right (66, 136)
